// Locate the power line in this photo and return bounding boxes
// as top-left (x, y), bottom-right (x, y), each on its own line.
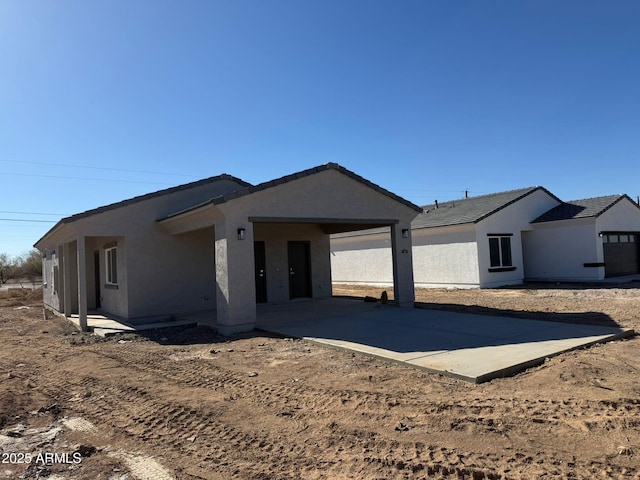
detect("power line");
top-left (1, 172), bottom-right (176, 186)
top-left (1, 159), bottom-right (202, 178)
top-left (0, 210), bottom-right (70, 216)
top-left (0, 218), bottom-right (57, 223)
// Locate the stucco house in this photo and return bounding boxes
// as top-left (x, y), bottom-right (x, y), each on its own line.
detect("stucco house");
top-left (331, 188), bottom-right (640, 289)
top-left (35, 163), bottom-right (422, 334)
top-left (523, 194), bottom-right (640, 281)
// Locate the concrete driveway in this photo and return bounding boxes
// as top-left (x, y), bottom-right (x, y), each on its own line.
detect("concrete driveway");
top-left (257, 298), bottom-right (633, 383)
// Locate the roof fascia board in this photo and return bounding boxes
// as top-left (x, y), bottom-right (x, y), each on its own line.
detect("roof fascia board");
top-left (248, 216), bottom-right (399, 225)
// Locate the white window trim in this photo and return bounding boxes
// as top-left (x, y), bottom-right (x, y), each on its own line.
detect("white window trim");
top-left (488, 235), bottom-right (514, 270)
top-left (105, 246), bottom-right (118, 286)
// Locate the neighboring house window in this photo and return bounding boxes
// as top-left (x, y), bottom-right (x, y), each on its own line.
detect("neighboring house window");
top-left (53, 266), bottom-right (59, 294)
top-left (488, 235), bottom-right (513, 268)
top-left (105, 246), bottom-right (118, 285)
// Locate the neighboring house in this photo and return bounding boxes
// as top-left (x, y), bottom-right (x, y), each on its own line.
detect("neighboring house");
top-left (332, 187), bottom-right (562, 289)
top-left (35, 163), bottom-right (422, 334)
top-left (523, 194), bottom-right (640, 281)
top-left (331, 187), bottom-right (640, 289)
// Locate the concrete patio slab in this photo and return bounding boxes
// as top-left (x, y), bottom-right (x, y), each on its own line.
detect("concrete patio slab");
top-left (257, 298), bottom-right (634, 383)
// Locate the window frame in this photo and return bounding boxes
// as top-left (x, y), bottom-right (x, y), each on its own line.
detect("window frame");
top-left (487, 234), bottom-right (516, 272)
top-left (105, 245), bottom-right (118, 286)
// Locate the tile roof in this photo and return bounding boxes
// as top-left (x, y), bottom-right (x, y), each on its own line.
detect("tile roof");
top-left (159, 163), bottom-right (422, 221)
top-left (35, 173), bottom-right (251, 247)
top-left (37, 163), bottom-right (422, 247)
top-left (412, 186), bottom-right (559, 229)
top-left (532, 194), bottom-right (638, 223)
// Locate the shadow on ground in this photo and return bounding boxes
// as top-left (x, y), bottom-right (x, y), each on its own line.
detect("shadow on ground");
top-left (414, 302), bottom-right (620, 327)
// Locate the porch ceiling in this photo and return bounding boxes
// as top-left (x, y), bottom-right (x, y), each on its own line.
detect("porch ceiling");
top-left (248, 216), bottom-right (398, 234)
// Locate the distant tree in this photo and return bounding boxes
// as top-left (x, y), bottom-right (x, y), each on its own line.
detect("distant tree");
top-left (0, 253), bottom-right (17, 284)
top-left (16, 249), bottom-right (43, 285)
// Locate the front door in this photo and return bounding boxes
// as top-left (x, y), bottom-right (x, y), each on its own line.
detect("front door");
top-left (254, 241), bottom-right (268, 303)
top-left (288, 241), bottom-right (311, 299)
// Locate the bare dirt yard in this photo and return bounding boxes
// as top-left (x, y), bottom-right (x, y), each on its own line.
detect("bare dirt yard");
top-left (1, 283), bottom-right (640, 480)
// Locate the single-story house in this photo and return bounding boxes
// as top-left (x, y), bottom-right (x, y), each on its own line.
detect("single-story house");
top-left (331, 188), bottom-right (640, 289)
top-left (35, 163), bottom-right (422, 334)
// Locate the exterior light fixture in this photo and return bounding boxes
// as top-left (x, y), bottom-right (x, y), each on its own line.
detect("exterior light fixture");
top-left (402, 229), bottom-right (409, 238)
top-left (237, 228), bottom-right (246, 240)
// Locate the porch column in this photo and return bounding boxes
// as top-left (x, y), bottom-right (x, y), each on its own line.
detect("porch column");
top-left (390, 223), bottom-right (415, 308)
top-left (214, 219), bottom-right (256, 335)
top-left (63, 242), bottom-right (72, 317)
top-left (77, 235), bottom-right (88, 331)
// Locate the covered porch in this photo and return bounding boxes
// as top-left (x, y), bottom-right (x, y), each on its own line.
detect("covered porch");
top-left (157, 165), bottom-right (421, 335)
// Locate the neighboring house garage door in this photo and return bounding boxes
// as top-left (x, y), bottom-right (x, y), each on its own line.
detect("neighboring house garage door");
top-left (603, 234), bottom-right (639, 277)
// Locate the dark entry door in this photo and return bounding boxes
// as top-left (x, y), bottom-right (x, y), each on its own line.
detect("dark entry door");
top-left (288, 241), bottom-right (311, 299)
top-left (254, 241), bottom-right (268, 303)
top-left (94, 251), bottom-right (101, 309)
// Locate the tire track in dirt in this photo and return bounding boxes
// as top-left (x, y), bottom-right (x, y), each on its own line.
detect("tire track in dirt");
top-left (72, 346), bottom-right (640, 479)
top-left (30, 348), bottom-right (509, 479)
top-left (91, 345), bottom-right (640, 438)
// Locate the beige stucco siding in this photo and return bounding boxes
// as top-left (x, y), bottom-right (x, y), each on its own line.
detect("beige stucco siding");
top-left (218, 169), bottom-right (417, 224)
top-left (39, 179), bottom-right (246, 320)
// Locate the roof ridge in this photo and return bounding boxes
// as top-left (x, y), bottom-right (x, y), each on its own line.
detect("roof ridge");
top-left (564, 193), bottom-right (624, 204)
top-left (420, 186), bottom-right (542, 209)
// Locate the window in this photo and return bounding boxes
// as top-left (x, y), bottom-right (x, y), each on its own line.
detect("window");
top-left (105, 246), bottom-right (118, 285)
top-left (53, 266), bottom-right (59, 294)
top-left (489, 236), bottom-right (513, 269)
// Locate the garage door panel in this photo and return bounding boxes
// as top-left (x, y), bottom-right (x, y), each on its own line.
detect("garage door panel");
top-left (604, 234), bottom-right (639, 277)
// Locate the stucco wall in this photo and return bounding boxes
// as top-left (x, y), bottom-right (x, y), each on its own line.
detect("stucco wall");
top-left (330, 230), bottom-right (393, 287)
top-left (329, 224), bottom-right (479, 289)
top-left (596, 198), bottom-right (640, 233)
top-left (412, 225), bottom-right (479, 288)
top-left (255, 223), bottom-right (331, 302)
top-left (475, 189), bottom-right (560, 288)
top-left (218, 169), bottom-right (418, 225)
top-left (126, 228), bottom-right (216, 320)
top-left (39, 179), bottom-right (244, 319)
top-left (330, 189), bottom-right (560, 289)
top-left (522, 220), bottom-right (600, 281)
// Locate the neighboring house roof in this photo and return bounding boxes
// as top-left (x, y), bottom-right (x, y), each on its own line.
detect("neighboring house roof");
top-left (532, 194), bottom-right (640, 223)
top-left (413, 186), bottom-right (560, 229)
top-left (331, 186), bottom-right (560, 238)
top-left (159, 162), bottom-right (422, 221)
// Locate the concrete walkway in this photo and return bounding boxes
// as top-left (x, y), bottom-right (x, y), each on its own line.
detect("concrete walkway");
top-left (257, 298), bottom-right (634, 383)
top-left (68, 313), bottom-right (196, 337)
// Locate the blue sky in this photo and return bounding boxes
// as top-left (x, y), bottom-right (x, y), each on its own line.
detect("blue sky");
top-left (1, 1), bottom-right (639, 256)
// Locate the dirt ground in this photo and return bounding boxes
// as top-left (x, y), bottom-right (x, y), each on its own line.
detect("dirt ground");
top-left (1, 283), bottom-right (640, 480)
